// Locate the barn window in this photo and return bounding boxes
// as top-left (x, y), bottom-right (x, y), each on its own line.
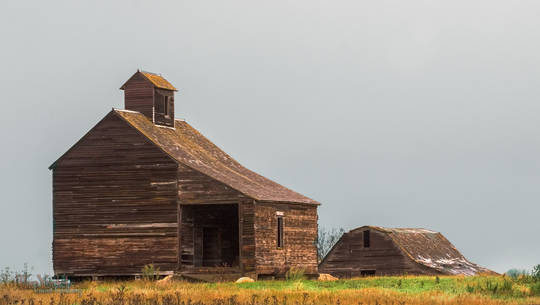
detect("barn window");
top-left (363, 230), bottom-right (370, 248)
top-left (277, 216), bottom-right (284, 248)
top-left (164, 96), bottom-right (169, 117)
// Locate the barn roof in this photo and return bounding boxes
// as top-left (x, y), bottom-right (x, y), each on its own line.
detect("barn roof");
top-left (120, 71), bottom-right (177, 91)
top-left (356, 226), bottom-right (494, 275)
top-left (111, 109), bottom-right (318, 204)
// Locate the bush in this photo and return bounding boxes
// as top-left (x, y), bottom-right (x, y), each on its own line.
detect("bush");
top-left (285, 267), bottom-right (305, 281)
top-left (506, 268), bottom-right (529, 279)
top-left (141, 264), bottom-right (160, 281)
top-left (0, 264), bottom-right (34, 287)
top-left (0, 267), bottom-right (12, 284)
top-left (532, 264), bottom-right (540, 281)
top-left (531, 282), bottom-right (540, 296)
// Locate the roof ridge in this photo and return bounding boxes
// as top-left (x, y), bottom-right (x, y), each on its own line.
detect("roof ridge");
top-left (140, 70), bottom-right (160, 76)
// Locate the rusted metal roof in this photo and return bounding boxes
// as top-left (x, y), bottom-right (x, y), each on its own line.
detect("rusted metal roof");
top-left (356, 226), bottom-right (494, 275)
top-left (120, 70), bottom-right (177, 91)
top-left (113, 109), bottom-right (319, 205)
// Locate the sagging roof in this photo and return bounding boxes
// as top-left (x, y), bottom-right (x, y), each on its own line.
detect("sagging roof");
top-left (112, 109), bottom-right (318, 205)
top-left (356, 226), bottom-right (494, 275)
top-left (120, 70), bottom-right (177, 91)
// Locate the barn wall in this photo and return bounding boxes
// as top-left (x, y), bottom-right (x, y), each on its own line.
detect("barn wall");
top-left (124, 73), bottom-right (154, 120)
top-left (52, 112), bottom-right (178, 276)
top-left (177, 164), bottom-right (248, 204)
top-left (319, 229), bottom-right (439, 277)
top-left (254, 202), bottom-right (318, 276)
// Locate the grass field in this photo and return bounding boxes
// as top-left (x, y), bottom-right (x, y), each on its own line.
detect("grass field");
top-left (1, 275), bottom-right (540, 305)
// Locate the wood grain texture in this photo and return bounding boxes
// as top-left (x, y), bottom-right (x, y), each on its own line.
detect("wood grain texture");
top-left (254, 202), bottom-right (318, 276)
top-left (319, 228), bottom-right (440, 277)
top-left (52, 113), bottom-right (178, 276)
top-left (123, 73), bottom-right (155, 120)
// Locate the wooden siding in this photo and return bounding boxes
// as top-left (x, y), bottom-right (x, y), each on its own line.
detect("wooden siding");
top-left (319, 229), bottom-right (438, 277)
top-left (124, 73), bottom-right (154, 120)
top-left (254, 202), bottom-right (318, 276)
top-left (52, 113), bottom-right (179, 276)
top-left (239, 200), bottom-right (256, 274)
top-left (177, 164), bottom-right (248, 204)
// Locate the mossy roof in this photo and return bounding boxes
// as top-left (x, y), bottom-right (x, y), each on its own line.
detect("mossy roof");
top-left (120, 70), bottom-right (177, 91)
top-left (113, 109), bottom-right (318, 205)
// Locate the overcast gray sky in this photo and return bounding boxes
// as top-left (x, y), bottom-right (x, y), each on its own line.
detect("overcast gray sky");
top-left (1, 0), bottom-right (539, 275)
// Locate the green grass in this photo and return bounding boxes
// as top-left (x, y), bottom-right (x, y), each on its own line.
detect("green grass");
top-left (231, 276), bottom-right (476, 293)
top-left (87, 275), bottom-right (539, 299)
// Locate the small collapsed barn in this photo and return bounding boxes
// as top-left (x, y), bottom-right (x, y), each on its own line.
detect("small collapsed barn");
top-left (49, 71), bottom-right (319, 280)
top-left (319, 226), bottom-right (493, 277)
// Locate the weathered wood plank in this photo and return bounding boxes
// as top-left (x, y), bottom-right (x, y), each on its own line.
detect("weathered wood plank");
top-left (52, 113), bottom-right (179, 276)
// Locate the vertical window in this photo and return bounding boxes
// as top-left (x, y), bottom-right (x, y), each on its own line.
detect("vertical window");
top-left (277, 216), bottom-right (284, 248)
top-left (363, 230), bottom-right (370, 248)
top-left (164, 96), bottom-right (169, 117)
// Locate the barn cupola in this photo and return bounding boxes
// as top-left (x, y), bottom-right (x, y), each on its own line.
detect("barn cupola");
top-left (120, 70), bottom-right (177, 127)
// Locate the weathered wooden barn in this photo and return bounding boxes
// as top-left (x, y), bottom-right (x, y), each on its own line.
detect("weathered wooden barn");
top-left (49, 71), bottom-right (319, 280)
top-left (319, 226), bottom-right (493, 277)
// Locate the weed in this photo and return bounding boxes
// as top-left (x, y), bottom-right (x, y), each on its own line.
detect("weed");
top-left (141, 264), bottom-right (160, 281)
top-left (285, 267), bottom-right (305, 281)
top-left (531, 282), bottom-right (540, 296)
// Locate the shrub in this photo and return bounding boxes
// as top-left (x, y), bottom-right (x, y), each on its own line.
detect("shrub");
top-left (0, 267), bottom-right (12, 284)
top-left (141, 264), bottom-right (160, 281)
top-left (500, 279), bottom-right (513, 294)
top-left (506, 268), bottom-right (529, 279)
top-left (285, 267), bottom-right (305, 281)
top-left (0, 263), bottom-right (34, 287)
top-left (532, 264), bottom-right (540, 281)
top-left (531, 282), bottom-right (540, 296)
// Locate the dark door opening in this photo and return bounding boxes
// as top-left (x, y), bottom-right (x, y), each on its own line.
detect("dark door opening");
top-left (202, 227), bottom-right (221, 267)
top-left (181, 204), bottom-right (240, 269)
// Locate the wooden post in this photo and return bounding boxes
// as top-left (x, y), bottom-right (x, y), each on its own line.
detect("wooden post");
top-left (237, 202), bottom-right (244, 274)
top-left (177, 202), bottom-right (182, 271)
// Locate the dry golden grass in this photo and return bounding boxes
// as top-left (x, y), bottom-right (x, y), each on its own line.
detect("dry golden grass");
top-left (1, 276), bottom-right (539, 305)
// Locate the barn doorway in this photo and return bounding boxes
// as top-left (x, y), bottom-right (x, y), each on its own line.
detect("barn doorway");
top-left (202, 227), bottom-right (221, 266)
top-left (179, 204), bottom-right (240, 270)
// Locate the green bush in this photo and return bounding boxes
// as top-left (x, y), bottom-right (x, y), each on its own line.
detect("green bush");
top-left (531, 282), bottom-right (540, 296)
top-left (506, 268), bottom-right (529, 279)
top-left (532, 264), bottom-right (540, 281)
